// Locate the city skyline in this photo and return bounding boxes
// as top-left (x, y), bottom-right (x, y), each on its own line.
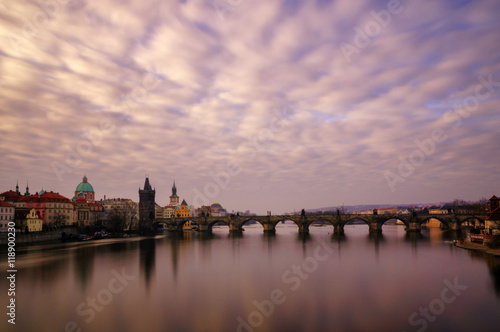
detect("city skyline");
top-left (1, 0), bottom-right (500, 215)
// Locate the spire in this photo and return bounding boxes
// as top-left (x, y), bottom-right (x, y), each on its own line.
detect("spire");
top-left (172, 180), bottom-right (177, 196)
top-left (25, 181), bottom-right (30, 196)
top-left (143, 177), bottom-right (152, 191)
top-left (16, 179), bottom-right (19, 194)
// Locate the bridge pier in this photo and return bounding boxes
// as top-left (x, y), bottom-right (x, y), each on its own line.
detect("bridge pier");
top-left (229, 223), bottom-right (243, 233)
top-left (368, 223), bottom-right (382, 233)
top-left (406, 222), bottom-right (421, 232)
top-left (334, 224), bottom-right (344, 235)
top-left (167, 223), bottom-right (178, 232)
top-left (198, 224), bottom-right (209, 232)
top-left (262, 223), bottom-right (276, 233)
top-left (298, 223), bottom-right (310, 234)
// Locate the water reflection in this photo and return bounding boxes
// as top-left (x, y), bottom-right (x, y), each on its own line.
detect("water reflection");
top-left (368, 232), bottom-right (385, 259)
top-left (73, 245), bottom-right (95, 290)
top-left (139, 238), bottom-right (156, 290)
top-left (487, 257), bottom-right (500, 297)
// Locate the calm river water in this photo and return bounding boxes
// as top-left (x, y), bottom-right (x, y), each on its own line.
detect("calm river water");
top-left (1, 224), bottom-right (500, 332)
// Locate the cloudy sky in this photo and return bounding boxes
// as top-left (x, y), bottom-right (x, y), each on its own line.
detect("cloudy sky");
top-left (0, 0), bottom-right (499, 214)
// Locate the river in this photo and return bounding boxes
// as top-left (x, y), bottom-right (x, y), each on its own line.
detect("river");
top-left (1, 224), bottom-right (500, 332)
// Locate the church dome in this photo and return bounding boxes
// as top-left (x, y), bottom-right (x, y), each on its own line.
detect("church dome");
top-left (75, 176), bottom-right (94, 193)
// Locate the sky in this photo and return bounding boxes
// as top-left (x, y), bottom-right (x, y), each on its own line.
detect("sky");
top-left (0, 0), bottom-right (499, 214)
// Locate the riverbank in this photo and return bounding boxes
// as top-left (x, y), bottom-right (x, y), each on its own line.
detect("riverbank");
top-left (454, 241), bottom-right (500, 258)
top-left (0, 227), bottom-right (79, 246)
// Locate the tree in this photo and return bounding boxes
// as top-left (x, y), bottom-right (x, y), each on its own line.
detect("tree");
top-left (53, 211), bottom-right (66, 228)
top-left (124, 202), bottom-right (138, 232)
top-left (108, 208), bottom-right (127, 234)
top-left (471, 197), bottom-right (490, 213)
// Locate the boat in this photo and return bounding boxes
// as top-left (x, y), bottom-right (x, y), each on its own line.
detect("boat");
top-left (78, 234), bottom-right (94, 241)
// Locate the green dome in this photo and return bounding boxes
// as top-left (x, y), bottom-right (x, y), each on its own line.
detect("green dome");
top-left (75, 176), bottom-right (94, 192)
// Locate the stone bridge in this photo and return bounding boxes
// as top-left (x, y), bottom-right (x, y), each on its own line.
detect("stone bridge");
top-left (155, 213), bottom-right (486, 234)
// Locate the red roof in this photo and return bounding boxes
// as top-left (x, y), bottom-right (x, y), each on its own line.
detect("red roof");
top-left (0, 190), bottom-right (22, 202)
top-left (0, 201), bottom-right (15, 207)
top-left (18, 191), bottom-right (73, 204)
top-left (75, 197), bottom-right (87, 203)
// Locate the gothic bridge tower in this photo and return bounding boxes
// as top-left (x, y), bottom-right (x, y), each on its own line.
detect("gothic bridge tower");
top-left (139, 177), bottom-right (156, 231)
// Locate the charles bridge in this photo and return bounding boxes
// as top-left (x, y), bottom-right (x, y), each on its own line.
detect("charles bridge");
top-left (155, 212), bottom-right (486, 234)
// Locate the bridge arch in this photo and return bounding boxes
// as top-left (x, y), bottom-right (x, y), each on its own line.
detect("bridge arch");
top-left (274, 218), bottom-right (301, 229)
top-left (241, 219), bottom-right (264, 228)
top-left (175, 219), bottom-right (198, 232)
top-left (207, 219), bottom-right (229, 232)
top-left (309, 217), bottom-right (335, 231)
top-left (343, 217), bottom-right (370, 226)
top-left (379, 217), bottom-right (409, 228)
top-left (309, 217), bottom-right (335, 225)
top-left (420, 216), bottom-right (450, 230)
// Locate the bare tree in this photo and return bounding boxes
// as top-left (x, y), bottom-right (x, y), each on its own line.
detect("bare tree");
top-left (108, 208), bottom-right (127, 234)
top-left (53, 211), bottom-right (66, 228)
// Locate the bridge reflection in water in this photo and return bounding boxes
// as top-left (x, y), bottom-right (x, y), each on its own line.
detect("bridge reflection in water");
top-left (155, 212), bottom-right (486, 234)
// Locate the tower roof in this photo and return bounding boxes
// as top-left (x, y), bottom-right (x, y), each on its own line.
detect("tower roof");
top-left (143, 177), bottom-right (153, 191)
top-left (172, 180), bottom-right (177, 196)
top-left (76, 175), bottom-right (94, 193)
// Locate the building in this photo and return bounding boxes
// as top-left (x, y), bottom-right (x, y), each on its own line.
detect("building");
top-left (74, 196), bottom-right (92, 226)
top-left (73, 175), bottom-right (104, 225)
top-left (169, 181), bottom-right (179, 206)
top-left (16, 191), bottom-right (74, 226)
top-left (486, 195), bottom-right (500, 235)
top-left (377, 207), bottom-right (398, 215)
top-left (0, 184), bottom-right (22, 203)
top-left (163, 205), bottom-right (176, 219)
top-left (74, 175), bottom-right (96, 203)
top-left (15, 208), bottom-right (43, 232)
top-left (139, 177), bottom-right (156, 229)
top-left (155, 203), bottom-right (164, 219)
top-left (210, 203), bottom-right (227, 217)
top-left (0, 201), bottom-right (15, 232)
top-left (175, 199), bottom-right (191, 218)
top-left (196, 205), bottom-right (211, 217)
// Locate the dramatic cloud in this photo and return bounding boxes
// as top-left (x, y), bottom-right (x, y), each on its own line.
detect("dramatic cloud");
top-left (1, 0), bottom-right (499, 213)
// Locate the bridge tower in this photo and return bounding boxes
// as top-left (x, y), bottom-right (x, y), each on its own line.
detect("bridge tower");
top-left (139, 177), bottom-right (156, 233)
